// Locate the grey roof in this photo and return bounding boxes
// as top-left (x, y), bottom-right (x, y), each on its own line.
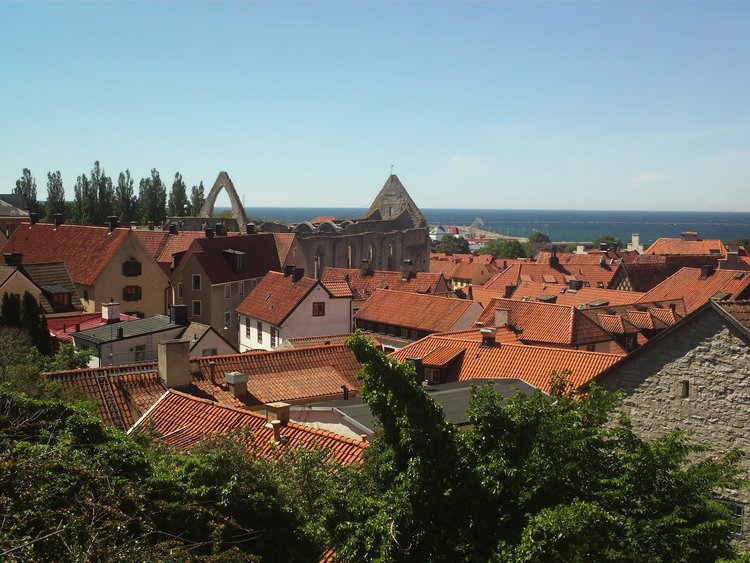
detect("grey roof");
top-left (74, 315), bottom-right (178, 345)
top-left (365, 175), bottom-right (427, 229)
top-left (0, 194), bottom-right (28, 212)
top-left (22, 262), bottom-right (83, 313)
top-left (179, 321), bottom-right (211, 350)
top-left (317, 378), bottom-right (535, 432)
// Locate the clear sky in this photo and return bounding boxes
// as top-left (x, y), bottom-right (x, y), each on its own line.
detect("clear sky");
top-left (1, 2), bottom-right (749, 211)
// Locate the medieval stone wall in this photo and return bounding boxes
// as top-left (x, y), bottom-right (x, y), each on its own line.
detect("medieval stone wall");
top-left (599, 310), bottom-right (750, 546)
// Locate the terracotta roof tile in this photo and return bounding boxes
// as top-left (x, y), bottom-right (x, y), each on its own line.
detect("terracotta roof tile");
top-left (322, 280), bottom-right (353, 298)
top-left (323, 268), bottom-right (449, 300)
top-left (284, 332), bottom-right (382, 349)
top-left (129, 390), bottom-right (365, 465)
top-left (536, 249), bottom-right (639, 265)
top-left (1, 223), bottom-right (131, 285)
top-left (236, 271), bottom-right (319, 325)
top-left (272, 233), bottom-right (296, 264)
top-left (476, 298), bottom-right (613, 346)
top-left (392, 333), bottom-right (622, 393)
top-left (645, 238), bottom-right (727, 256)
top-left (355, 290), bottom-right (480, 333)
top-left (484, 261), bottom-right (621, 292)
top-left (713, 300), bottom-right (750, 331)
top-left (637, 267), bottom-right (750, 313)
top-left (420, 346), bottom-right (465, 366)
top-left (502, 280), bottom-right (644, 307)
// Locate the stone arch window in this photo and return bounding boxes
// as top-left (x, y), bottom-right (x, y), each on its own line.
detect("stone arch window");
top-left (198, 172), bottom-right (249, 232)
top-left (347, 245), bottom-right (352, 269)
top-left (388, 244), bottom-right (394, 270)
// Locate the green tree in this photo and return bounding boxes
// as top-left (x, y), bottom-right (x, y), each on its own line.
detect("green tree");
top-left (167, 172), bottom-right (189, 217)
top-left (337, 335), bottom-right (742, 562)
top-left (736, 237), bottom-right (750, 250)
top-left (594, 234), bottom-right (618, 249)
top-left (564, 242), bottom-right (579, 253)
top-left (0, 326), bottom-right (30, 379)
top-left (44, 171), bottom-right (66, 222)
top-left (72, 173), bottom-right (89, 224)
top-left (114, 170), bottom-right (137, 223)
top-left (14, 168), bottom-right (38, 214)
top-left (20, 291), bottom-right (50, 355)
top-left (528, 230), bottom-right (551, 243)
top-left (48, 343), bottom-right (91, 371)
top-left (138, 168), bottom-right (167, 225)
top-left (90, 161), bottom-right (113, 223)
top-left (480, 238), bottom-right (529, 259)
top-left (1, 292), bottom-right (21, 326)
top-left (434, 234), bottom-right (471, 254)
top-left (190, 181), bottom-right (206, 216)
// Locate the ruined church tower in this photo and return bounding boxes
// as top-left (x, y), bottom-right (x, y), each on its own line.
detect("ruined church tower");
top-left (365, 175), bottom-right (427, 229)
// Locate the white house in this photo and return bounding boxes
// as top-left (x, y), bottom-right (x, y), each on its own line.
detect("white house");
top-left (236, 268), bottom-right (352, 352)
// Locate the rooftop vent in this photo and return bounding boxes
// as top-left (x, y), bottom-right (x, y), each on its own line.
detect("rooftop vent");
top-left (480, 327), bottom-right (497, 347)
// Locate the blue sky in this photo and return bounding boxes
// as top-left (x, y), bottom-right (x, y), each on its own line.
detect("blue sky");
top-left (1, 2), bottom-right (749, 211)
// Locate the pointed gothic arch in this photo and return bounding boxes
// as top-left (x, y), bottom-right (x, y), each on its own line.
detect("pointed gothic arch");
top-left (199, 171), bottom-right (249, 233)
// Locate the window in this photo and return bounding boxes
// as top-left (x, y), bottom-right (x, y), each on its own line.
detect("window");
top-left (192, 274), bottom-right (201, 290)
top-left (134, 344), bottom-right (147, 362)
top-left (681, 380), bottom-right (690, 398)
top-left (719, 500), bottom-right (745, 537)
top-left (192, 300), bottom-right (202, 317)
top-left (270, 327), bottom-right (278, 347)
top-left (250, 279), bottom-right (258, 291)
top-left (312, 302), bottom-right (325, 316)
top-left (238, 281), bottom-right (245, 296)
top-left (177, 283), bottom-right (183, 298)
top-left (224, 285), bottom-right (231, 300)
top-left (122, 259), bottom-right (142, 277)
top-left (123, 286), bottom-right (142, 302)
top-left (425, 368), bottom-right (440, 384)
top-left (245, 320), bottom-right (252, 339)
top-left (257, 321), bottom-right (263, 344)
top-left (224, 311), bottom-right (231, 329)
top-left (52, 293), bottom-right (71, 307)
top-left (292, 247), bottom-right (297, 258)
top-left (202, 348), bottom-right (218, 357)
top-left (586, 344), bottom-right (596, 352)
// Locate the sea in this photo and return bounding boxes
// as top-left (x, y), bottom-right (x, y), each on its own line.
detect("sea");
top-left (225, 207), bottom-right (750, 247)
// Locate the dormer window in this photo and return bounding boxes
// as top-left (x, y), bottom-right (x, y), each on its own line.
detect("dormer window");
top-left (222, 249), bottom-right (245, 274)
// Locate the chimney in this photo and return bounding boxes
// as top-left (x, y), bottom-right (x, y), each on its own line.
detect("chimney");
top-left (204, 227), bottom-right (214, 239)
top-left (361, 259), bottom-right (372, 276)
top-left (209, 360), bottom-right (217, 384)
top-left (225, 371), bottom-right (249, 400)
top-left (246, 223), bottom-right (256, 234)
top-left (116, 326), bottom-right (124, 339)
top-left (681, 231), bottom-right (700, 241)
top-left (575, 244), bottom-right (585, 254)
top-left (106, 216), bottom-right (118, 232)
top-left (271, 419), bottom-right (282, 442)
top-left (292, 267), bottom-right (305, 283)
top-left (147, 221), bottom-right (155, 231)
top-left (169, 303), bottom-right (188, 325)
top-left (266, 402), bottom-right (291, 424)
top-left (101, 301), bottom-right (120, 323)
top-left (3, 252), bottom-right (22, 266)
top-left (401, 259), bottom-right (415, 280)
top-left (158, 339), bottom-right (191, 389)
top-left (719, 243), bottom-right (741, 270)
top-left (215, 222), bottom-right (226, 236)
top-left (480, 327), bottom-right (497, 347)
top-left (29, 212), bottom-right (38, 226)
top-left (341, 385), bottom-right (350, 400)
top-left (699, 265), bottom-right (714, 279)
top-left (549, 245), bottom-right (559, 267)
top-left (168, 223), bottom-right (177, 235)
top-left (599, 242), bottom-right (608, 251)
top-left (569, 280), bottom-right (582, 291)
top-left (283, 264), bottom-right (295, 277)
top-left (503, 285), bottom-right (516, 298)
top-left (495, 308), bottom-right (509, 327)
top-left (53, 213), bottom-right (64, 229)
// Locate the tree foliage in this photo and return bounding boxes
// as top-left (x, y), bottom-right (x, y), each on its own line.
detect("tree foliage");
top-left (190, 181), bottom-right (206, 216)
top-left (138, 168), bottom-right (167, 225)
top-left (434, 234), bottom-right (470, 254)
top-left (594, 234), bottom-right (618, 249)
top-left (44, 171), bottom-right (66, 222)
top-left (114, 170), bottom-right (137, 223)
top-left (90, 160), bottom-right (114, 224)
top-left (480, 238), bottom-right (533, 259)
top-left (337, 334), bottom-right (742, 562)
top-left (528, 230), bottom-right (551, 243)
top-left (14, 168), bottom-right (38, 214)
top-left (168, 172), bottom-right (189, 217)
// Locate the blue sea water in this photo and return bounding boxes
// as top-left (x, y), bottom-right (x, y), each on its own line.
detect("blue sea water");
top-left (232, 207), bottom-right (750, 247)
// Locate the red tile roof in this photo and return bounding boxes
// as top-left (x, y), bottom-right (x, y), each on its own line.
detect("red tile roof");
top-left (323, 268), bottom-right (449, 301)
top-left (321, 280), bottom-right (353, 298)
top-left (503, 280), bottom-right (644, 307)
top-left (431, 252), bottom-right (495, 264)
top-left (1, 223), bottom-right (131, 285)
top-left (44, 344), bottom-right (364, 426)
top-left (391, 333), bottom-right (622, 393)
top-left (272, 233), bottom-right (296, 264)
top-left (536, 249), bottom-right (639, 265)
top-left (47, 312), bottom-right (140, 343)
top-left (476, 298), bottom-right (614, 346)
top-left (236, 271), bottom-right (319, 325)
top-left (636, 267), bottom-right (750, 313)
top-left (129, 390), bottom-right (366, 465)
top-left (645, 238), bottom-right (727, 256)
top-left (309, 216), bottom-right (337, 224)
top-left (483, 261), bottom-right (621, 292)
top-left (355, 290), bottom-right (480, 333)
top-left (174, 233), bottom-right (282, 285)
top-left (154, 231), bottom-right (208, 274)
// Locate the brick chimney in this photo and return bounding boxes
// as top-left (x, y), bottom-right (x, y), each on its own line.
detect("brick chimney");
top-left (225, 371), bottom-right (249, 400)
top-left (158, 339), bottom-right (191, 389)
top-left (480, 327), bottom-right (497, 347)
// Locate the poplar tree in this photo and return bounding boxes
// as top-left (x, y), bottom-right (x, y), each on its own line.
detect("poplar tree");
top-left (44, 171), bottom-right (66, 222)
top-left (138, 168), bottom-right (167, 225)
top-left (90, 161), bottom-right (113, 223)
top-left (168, 172), bottom-right (189, 217)
top-left (14, 168), bottom-right (39, 214)
top-left (1, 293), bottom-right (21, 326)
top-left (114, 170), bottom-right (137, 223)
top-left (190, 181), bottom-right (206, 216)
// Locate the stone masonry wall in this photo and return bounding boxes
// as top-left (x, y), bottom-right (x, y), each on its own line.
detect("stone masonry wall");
top-left (598, 309), bottom-right (750, 545)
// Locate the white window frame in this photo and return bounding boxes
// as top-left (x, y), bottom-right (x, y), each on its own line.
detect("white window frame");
top-left (257, 320), bottom-right (263, 344)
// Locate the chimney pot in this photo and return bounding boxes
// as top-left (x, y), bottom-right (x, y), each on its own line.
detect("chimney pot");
top-left (266, 402), bottom-right (291, 424)
top-left (29, 212), bottom-right (38, 226)
top-left (480, 327), bottom-right (498, 347)
top-left (53, 213), bottom-right (64, 228)
top-left (225, 371), bottom-right (249, 399)
top-left (107, 215), bottom-right (118, 232)
top-left (246, 223), bottom-right (256, 234)
top-left (209, 360), bottom-right (217, 384)
top-left (204, 227), bottom-right (214, 239)
top-left (271, 419), bottom-right (282, 442)
top-left (101, 301), bottom-right (121, 323)
top-left (168, 223), bottom-right (177, 235)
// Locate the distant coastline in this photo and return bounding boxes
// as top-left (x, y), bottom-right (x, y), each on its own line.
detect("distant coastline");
top-left (217, 207), bottom-right (750, 246)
